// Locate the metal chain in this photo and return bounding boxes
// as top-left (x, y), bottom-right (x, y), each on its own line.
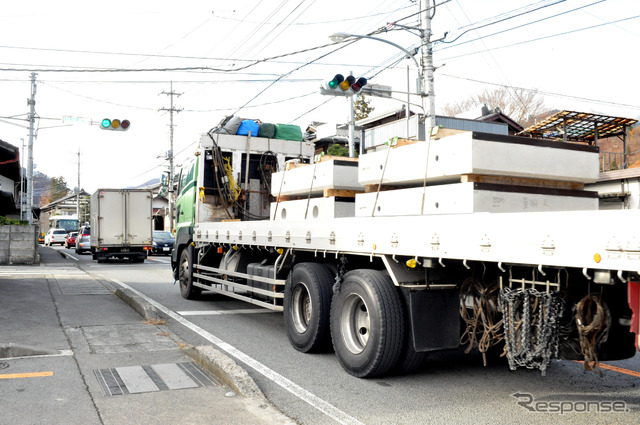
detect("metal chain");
top-left (500, 287), bottom-right (564, 376)
top-left (332, 256), bottom-right (349, 294)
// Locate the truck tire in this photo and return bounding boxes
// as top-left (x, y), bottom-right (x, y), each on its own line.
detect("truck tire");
top-left (284, 263), bottom-right (334, 353)
top-left (330, 269), bottom-right (404, 378)
top-left (393, 332), bottom-right (428, 375)
top-left (179, 247), bottom-right (201, 300)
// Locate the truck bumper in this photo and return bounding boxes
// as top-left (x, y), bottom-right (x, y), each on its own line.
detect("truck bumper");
top-left (93, 247), bottom-right (149, 261)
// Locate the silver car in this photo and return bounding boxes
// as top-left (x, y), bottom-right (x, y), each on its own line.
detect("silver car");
top-left (75, 226), bottom-right (91, 254)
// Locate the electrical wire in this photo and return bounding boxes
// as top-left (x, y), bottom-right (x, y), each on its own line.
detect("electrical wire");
top-left (440, 73), bottom-right (640, 111)
top-left (437, 0), bottom-right (608, 51)
top-left (442, 0), bottom-right (568, 44)
top-left (439, 13), bottom-right (640, 62)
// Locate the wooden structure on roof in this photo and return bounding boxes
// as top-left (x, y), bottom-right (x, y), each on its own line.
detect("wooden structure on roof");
top-left (518, 111), bottom-right (637, 169)
top-left (519, 110), bottom-right (637, 144)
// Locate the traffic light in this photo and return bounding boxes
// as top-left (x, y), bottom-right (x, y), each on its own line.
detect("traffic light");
top-left (100, 118), bottom-right (130, 131)
top-left (320, 74), bottom-right (367, 97)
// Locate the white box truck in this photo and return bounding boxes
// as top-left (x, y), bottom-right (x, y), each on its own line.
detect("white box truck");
top-left (90, 189), bottom-right (153, 263)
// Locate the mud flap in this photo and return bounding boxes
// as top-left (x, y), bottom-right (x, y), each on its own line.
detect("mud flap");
top-left (407, 289), bottom-right (460, 352)
top-left (628, 281), bottom-right (640, 351)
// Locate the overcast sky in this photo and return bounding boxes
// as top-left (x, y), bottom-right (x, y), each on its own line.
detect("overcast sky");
top-left (0, 0), bottom-right (638, 195)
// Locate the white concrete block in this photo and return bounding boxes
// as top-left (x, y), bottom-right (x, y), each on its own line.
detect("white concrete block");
top-left (271, 159), bottom-right (362, 196)
top-left (358, 132), bottom-right (600, 187)
top-left (355, 183), bottom-right (598, 217)
top-left (270, 197), bottom-right (355, 220)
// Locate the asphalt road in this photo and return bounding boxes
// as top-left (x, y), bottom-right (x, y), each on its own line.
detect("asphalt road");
top-left (58, 246), bottom-right (640, 425)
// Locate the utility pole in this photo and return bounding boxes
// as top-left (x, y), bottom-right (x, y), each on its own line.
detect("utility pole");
top-left (76, 149), bottom-right (80, 226)
top-left (159, 82), bottom-right (182, 233)
top-left (421, 0), bottom-right (436, 129)
top-left (26, 73), bottom-right (37, 225)
top-left (20, 138), bottom-right (24, 220)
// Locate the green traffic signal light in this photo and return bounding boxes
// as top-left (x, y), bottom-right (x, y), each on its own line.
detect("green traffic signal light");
top-left (101, 118), bottom-right (111, 129)
top-left (328, 74), bottom-right (344, 89)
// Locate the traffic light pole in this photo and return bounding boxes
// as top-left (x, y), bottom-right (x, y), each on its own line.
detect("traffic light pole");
top-left (349, 88), bottom-right (355, 158)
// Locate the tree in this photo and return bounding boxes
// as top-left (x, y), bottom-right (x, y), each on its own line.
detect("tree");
top-left (354, 94), bottom-right (375, 121)
top-left (442, 87), bottom-right (552, 128)
top-left (32, 171), bottom-right (51, 206)
top-left (327, 144), bottom-right (349, 157)
top-left (48, 176), bottom-right (70, 204)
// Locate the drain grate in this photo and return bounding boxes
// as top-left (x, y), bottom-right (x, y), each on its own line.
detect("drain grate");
top-left (94, 362), bottom-right (221, 396)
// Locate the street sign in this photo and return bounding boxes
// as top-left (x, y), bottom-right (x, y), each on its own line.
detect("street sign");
top-left (62, 115), bottom-right (91, 125)
top-left (360, 84), bottom-right (392, 98)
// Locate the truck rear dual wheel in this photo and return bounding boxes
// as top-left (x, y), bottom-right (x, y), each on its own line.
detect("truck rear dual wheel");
top-left (330, 269), bottom-right (404, 378)
top-left (284, 263), bottom-right (334, 353)
top-left (179, 247), bottom-right (202, 300)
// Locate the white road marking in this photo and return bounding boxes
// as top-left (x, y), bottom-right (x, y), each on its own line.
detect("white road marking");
top-left (177, 309), bottom-right (277, 316)
top-left (0, 350), bottom-right (74, 361)
top-left (110, 278), bottom-right (364, 425)
top-left (60, 251), bottom-right (79, 262)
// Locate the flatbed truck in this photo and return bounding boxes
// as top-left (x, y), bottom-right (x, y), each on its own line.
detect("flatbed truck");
top-left (172, 123), bottom-right (640, 378)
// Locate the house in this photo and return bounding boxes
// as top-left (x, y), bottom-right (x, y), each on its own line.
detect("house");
top-left (133, 179), bottom-right (170, 230)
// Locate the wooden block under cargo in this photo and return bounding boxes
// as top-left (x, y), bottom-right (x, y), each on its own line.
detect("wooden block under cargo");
top-left (271, 159), bottom-right (363, 197)
top-left (355, 182), bottom-right (598, 217)
top-left (358, 131), bottom-right (600, 187)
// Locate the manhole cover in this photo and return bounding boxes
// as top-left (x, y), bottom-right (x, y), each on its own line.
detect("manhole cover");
top-left (94, 362), bottom-right (220, 396)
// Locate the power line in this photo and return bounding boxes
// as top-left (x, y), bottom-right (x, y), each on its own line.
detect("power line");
top-left (442, 0), bottom-right (568, 44)
top-left (439, 14), bottom-right (640, 62)
top-left (437, 0), bottom-right (608, 51)
top-left (214, 4), bottom-right (414, 26)
top-left (440, 73), bottom-right (640, 111)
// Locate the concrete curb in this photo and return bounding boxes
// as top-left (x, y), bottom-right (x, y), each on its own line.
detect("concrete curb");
top-left (55, 249), bottom-right (267, 404)
top-left (103, 273), bottom-right (265, 400)
top-left (183, 345), bottom-right (266, 400)
top-left (114, 288), bottom-right (160, 321)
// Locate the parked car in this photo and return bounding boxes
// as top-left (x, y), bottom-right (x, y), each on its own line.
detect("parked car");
top-left (150, 230), bottom-right (174, 255)
top-left (38, 232), bottom-right (44, 244)
top-left (75, 226), bottom-right (91, 254)
top-left (64, 232), bottom-right (78, 249)
top-left (44, 228), bottom-right (67, 246)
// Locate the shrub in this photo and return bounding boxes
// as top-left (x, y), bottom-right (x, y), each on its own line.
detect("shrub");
top-left (0, 216), bottom-right (29, 225)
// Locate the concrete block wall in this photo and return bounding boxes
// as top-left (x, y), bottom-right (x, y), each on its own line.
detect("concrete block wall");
top-left (0, 225), bottom-right (40, 265)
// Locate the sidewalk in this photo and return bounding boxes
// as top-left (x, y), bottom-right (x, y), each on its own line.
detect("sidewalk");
top-left (0, 246), bottom-right (295, 425)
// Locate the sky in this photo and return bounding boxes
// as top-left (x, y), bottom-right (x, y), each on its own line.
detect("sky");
top-left (0, 0), bottom-right (638, 196)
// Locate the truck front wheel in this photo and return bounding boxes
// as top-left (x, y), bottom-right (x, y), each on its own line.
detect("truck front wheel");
top-left (330, 269), bottom-right (404, 378)
top-left (179, 247), bottom-right (201, 300)
top-left (284, 263), bottom-right (334, 353)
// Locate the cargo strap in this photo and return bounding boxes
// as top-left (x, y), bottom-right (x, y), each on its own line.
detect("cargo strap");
top-left (459, 277), bottom-right (504, 366)
top-left (576, 293), bottom-right (610, 374)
